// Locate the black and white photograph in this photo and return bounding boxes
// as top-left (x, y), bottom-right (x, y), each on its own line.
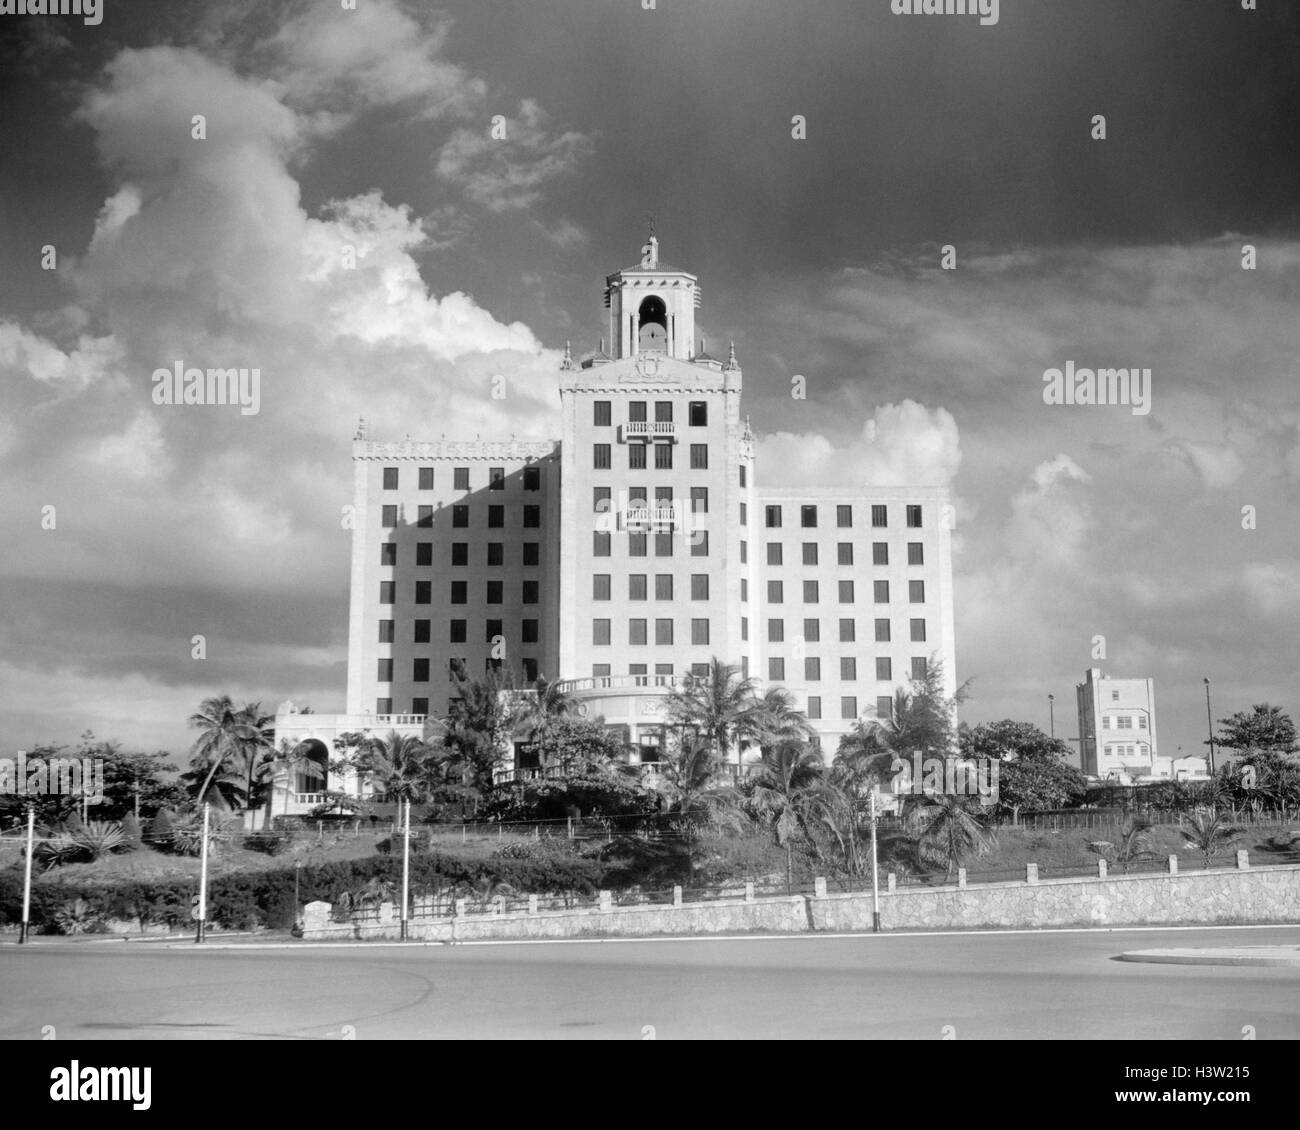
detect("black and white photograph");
top-left (1, 0), bottom-right (1298, 1078)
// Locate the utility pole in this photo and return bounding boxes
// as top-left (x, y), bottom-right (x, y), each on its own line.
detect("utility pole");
top-left (19, 805), bottom-right (35, 944)
top-left (196, 802), bottom-right (210, 944)
top-left (1204, 678), bottom-right (1217, 776)
top-left (869, 790), bottom-right (881, 934)
top-left (1048, 694), bottom-right (1055, 740)
top-left (400, 798), bottom-right (411, 941)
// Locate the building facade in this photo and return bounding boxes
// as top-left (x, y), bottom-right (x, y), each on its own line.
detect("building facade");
top-left (274, 238), bottom-right (958, 809)
top-left (1077, 667), bottom-right (1163, 780)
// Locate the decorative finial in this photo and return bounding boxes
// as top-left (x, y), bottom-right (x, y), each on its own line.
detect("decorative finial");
top-left (725, 340), bottom-right (739, 370)
top-left (561, 340), bottom-right (573, 370)
top-left (354, 417), bottom-right (367, 440)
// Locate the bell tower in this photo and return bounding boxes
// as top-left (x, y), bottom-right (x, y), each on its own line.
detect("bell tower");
top-left (602, 230), bottom-right (701, 361)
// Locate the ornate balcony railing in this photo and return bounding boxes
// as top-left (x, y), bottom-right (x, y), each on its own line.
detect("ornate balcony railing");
top-left (623, 420), bottom-right (676, 440)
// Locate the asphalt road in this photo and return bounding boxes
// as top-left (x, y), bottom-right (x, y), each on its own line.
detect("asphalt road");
top-left (2, 926), bottom-right (1298, 1040)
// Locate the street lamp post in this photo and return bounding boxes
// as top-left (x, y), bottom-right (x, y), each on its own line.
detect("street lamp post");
top-left (1048, 694), bottom-right (1055, 740)
top-left (1204, 678), bottom-right (1217, 776)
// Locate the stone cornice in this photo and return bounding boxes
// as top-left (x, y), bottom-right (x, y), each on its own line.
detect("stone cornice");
top-left (352, 439), bottom-right (558, 461)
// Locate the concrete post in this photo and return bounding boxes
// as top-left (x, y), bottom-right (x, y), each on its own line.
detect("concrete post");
top-left (528, 894), bottom-right (539, 915)
top-left (1026, 863), bottom-right (1039, 885)
top-left (1236, 849), bottom-right (1250, 870)
top-left (887, 873), bottom-right (896, 893)
top-left (744, 882), bottom-right (754, 903)
top-left (493, 895), bottom-right (506, 917)
top-left (957, 868), bottom-right (966, 889)
top-left (1097, 858), bottom-right (1108, 878)
top-left (599, 889), bottom-right (612, 913)
top-left (454, 898), bottom-right (467, 918)
top-left (1167, 855), bottom-right (1178, 874)
top-left (814, 877), bottom-right (827, 898)
top-left (672, 885), bottom-right (682, 907)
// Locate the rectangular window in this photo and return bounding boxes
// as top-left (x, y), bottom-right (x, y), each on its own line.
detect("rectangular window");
top-left (418, 467), bottom-right (434, 490)
top-left (655, 574), bottom-right (673, 601)
top-left (691, 530), bottom-right (708, 557)
top-left (876, 696), bottom-right (893, 720)
top-left (837, 543), bottom-right (854, 566)
top-left (593, 444), bottom-right (612, 469)
top-left (842, 696), bottom-right (859, 721)
top-left (380, 581), bottom-right (395, 605)
top-left (769, 657), bottom-right (786, 681)
top-left (629, 443), bottom-right (647, 470)
top-left (416, 505), bottom-right (433, 528)
top-left (768, 580), bottom-right (784, 603)
top-left (804, 618), bottom-right (820, 642)
top-left (593, 663), bottom-right (611, 677)
top-left (876, 657), bottom-right (892, 681)
top-left (412, 697), bottom-right (429, 715)
top-left (910, 618), bottom-right (927, 642)
top-left (629, 619), bottom-right (648, 646)
top-left (486, 581), bottom-right (503, 604)
top-left (381, 504), bottom-right (398, 528)
top-left (448, 658), bottom-right (466, 682)
top-left (452, 505), bottom-right (469, 528)
top-left (522, 542), bottom-right (539, 567)
top-left (416, 542), bottom-right (432, 567)
top-left (741, 617), bottom-right (748, 641)
top-left (415, 580), bottom-right (432, 604)
top-left (768, 619), bottom-right (785, 643)
top-left (449, 620), bottom-right (466, 643)
top-left (690, 486), bottom-right (708, 514)
top-left (874, 580), bottom-right (889, 603)
top-left (908, 542), bottom-right (924, 566)
top-left (629, 574), bottom-right (648, 601)
top-left (802, 542), bottom-right (818, 566)
top-left (911, 657), bottom-right (928, 681)
top-left (522, 580), bottom-right (539, 604)
top-left (838, 580), bottom-right (855, 603)
top-left (454, 467), bottom-right (470, 491)
top-left (523, 465), bottom-right (540, 491)
top-left (655, 485), bottom-right (673, 505)
top-left (655, 618), bottom-right (674, 645)
top-left (593, 619), bottom-right (611, 646)
top-left (909, 580), bottom-right (925, 603)
top-left (871, 504), bottom-right (888, 528)
top-left (875, 618), bottom-right (891, 642)
top-left (594, 400), bottom-right (612, 426)
top-left (691, 574), bottom-right (709, 600)
top-left (378, 620), bottom-right (395, 643)
top-left (522, 620), bottom-right (539, 644)
top-left (807, 696), bottom-right (822, 720)
top-left (452, 543), bottom-right (468, 566)
top-left (594, 575), bottom-right (611, 600)
top-left (629, 531), bottom-right (647, 557)
top-left (740, 502), bottom-right (747, 526)
top-left (654, 531), bottom-right (673, 557)
top-left (593, 486), bottom-right (612, 514)
top-left (523, 505), bottom-right (540, 528)
top-left (801, 505), bottom-right (817, 528)
top-left (655, 401), bottom-right (673, 423)
top-left (767, 542), bottom-right (783, 566)
top-left (593, 531), bottom-right (611, 557)
top-left (839, 618), bottom-right (856, 643)
top-left (765, 505), bottom-right (782, 528)
top-left (413, 658), bottom-right (430, 683)
top-left (803, 580), bottom-right (819, 604)
top-left (739, 465), bottom-right (747, 487)
top-left (377, 698), bottom-right (393, 715)
top-left (629, 401), bottom-right (647, 423)
top-left (690, 444), bottom-right (708, 469)
top-left (377, 658), bottom-right (393, 683)
top-left (873, 542), bottom-right (889, 566)
top-left (489, 467), bottom-right (505, 491)
top-left (836, 504), bottom-right (852, 528)
top-left (907, 504), bottom-right (923, 528)
top-left (805, 657), bottom-right (821, 681)
top-left (689, 401), bottom-right (707, 426)
top-left (487, 543), bottom-right (504, 567)
top-left (691, 619), bottom-right (710, 646)
top-left (381, 542), bottom-right (397, 566)
top-left (740, 540), bottom-right (747, 564)
top-left (488, 505), bottom-right (504, 528)
top-left (841, 657), bottom-right (857, 681)
top-left (450, 581), bottom-right (467, 604)
top-left (654, 444), bottom-right (673, 470)
top-left (741, 577), bottom-right (747, 602)
top-left (383, 467), bottom-right (399, 490)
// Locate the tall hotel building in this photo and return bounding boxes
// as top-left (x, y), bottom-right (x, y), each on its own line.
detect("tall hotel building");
top-left (275, 238), bottom-right (956, 798)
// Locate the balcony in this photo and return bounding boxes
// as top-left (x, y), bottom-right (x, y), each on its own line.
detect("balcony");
top-left (555, 674), bottom-right (685, 694)
top-left (620, 505), bottom-right (677, 528)
top-left (622, 420), bottom-right (676, 441)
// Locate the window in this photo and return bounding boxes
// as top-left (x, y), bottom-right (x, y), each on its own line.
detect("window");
top-left (590, 487), bottom-right (612, 516)
top-left (377, 658), bottom-right (393, 682)
top-left (418, 467), bottom-right (434, 490)
top-left (690, 444), bottom-right (708, 469)
top-left (522, 619), bottom-right (539, 644)
top-left (691, 531), bottom-right (709, 556)
top-left (1102, 716), bottom-right (1112, 730)
top-left (486, 581), bottom-right (503, 604)
top-left (807, 696), bottom-right (822, 720)
top-left (523, 465), bottom-right (540, 491)
top-left (452, 505), bottom-right (469, 528)
top-left (654, 532), bottom-right (673, 557)
top-left (803, 580), bottom-right (819, 603)
top-left (655, 618), bottom-right (674, 645)
top-left (488, 505), bottom-right (504, 528)
top-left (381, 504), bottom-right (398, 528)
top-left (805, 657), bottom-right (821, 681)
top-left (594, 400), bottom-right (612, 426)
top-left (691, 619), bottom-right (710, 645)
top-left (908, 542), bottom-right (924, 566)
top-left (415, 581), bottom-right (432, 605)
top-left (873, 542), bottom-right (889, 566)
top-left (523, 580), bottom-right (539, 604)
top-left (909, 580), bottom-right (925, 603)
top-left (454, 467), bottom-right (470, 491)
top-left (875, 696), bottom-right (892, 720)
top-left (837, 504), bottom-right (852, 528)
top-left (874, 580), bottom-right (890, 603)
top-left (523, 506), bottom-right (540, 528)
top-left (452, 543), bottom-right (468, 566)
top-left (449, 658), bottom-right (466, 682)
top-left (842, 696), bottom-right (859, 721)
top-left (767, 542), bottom-right (783, 566)
top-left (740, 540), bottom-right (747, 563)
top-left (741, 617), bottom-right (749, 641)
top-left (593, 531), bottom-right (611, 557)
top-left (691, 574), bottom-right (709, 600)
top-left (381, 542), bottom-right (397, 566)
top-left (416, 542), bottom-right (432, 567)
top-left (691, 662), bottom-right (710, 678)
top-left (629, 532), bottom-right (647, 557)
top-left (412, 697), bottom-right (429, 715)
top-left (378, 620), bottom-right (395, 643)
top-left (769, 619), bottom-right (785, 643)
top-left (690, 486), bottom-right (709, 514)
top-left (523, 542), bottom-right (540, 566)
top-left (769, 658), bottom-right (786, 681)
top-left (489, 467), bottom-right (505, 491)
top-left (768, 580), bottom-right (784, 603)
top-left (593, 619), bottom-right (611, 646)
top-left (380, 581), bottom-right (395, 605)
top-left (521, 659), bottom-right (538, 682)
top-left (804, 618), bottom-right (820, 642)
top-left (383, 467), bottom-right (399, 490)
top-left (876, 657), bottom-right (892, 681)
top-left (689, 401), bottom-right (707, 426)
top-left (801, 505), bottom-right (818, 528)
top-left (629, 574), bottom-right (648, 601)
top-left (1111, 691), bottom-right (1120, 702)
top-left (449, 620), bottom-right (466, 643)
top-left (655, 574), bottom-right (673, 600)
top-left (839, 618), bottom-right (856, 642)
top-left (911, 657), bottom-right (928, 680)
top-left (740, 502), bottom-right (747, 526)
top-left (487, 543), bottom-right (504, 567)
top-left (739, 465), bottom-right (747, 487)
top-left (907, 504), bottom-right (923, 528)
top-left (765, 505), bottom-right (782, 528)
top-left (875, 618), bottom-right (891, 642)
top-left (1117, 716), bottom-right (1133, 730)
top-left (629, 401), bottom-right (647, 422)
top-left (871, 504), bottom-right (888, 528)
top-left (594, 444), bottom-right (612, 469)
top-left (840, 657), bottom-right (857, 681)
top-left (409, 504), bottom-right (429, 529)
top-left (838, 580), bottom-right (855, 603)
top-left (655, 401), bottom-right (673, 422)
top-left (593, 664), bottom-right (611, 677)
top-left (836, 543), bottom-right (853, 567)
top-left (1138, 715), bottom-right (1148, 730)
top-left (629, 619), bottom-right (648, 646)
top-left (629, 444), bottom-right (647, 470)
top-left (450, 581), bottom-right (467, 604)
top-left (802, 542), bottom-right (819, 566)
top-left (741, 577), bottom-right (747, 601)
top-left (413, 658), bottom-right (429, 683)
top-left (594, 575), bottom-right (611, 601)
top-left (910, 618), bottom-right (927, 642)
top-left (377, 698), bottom-right (393, 715)
top-left (655, 485), bottom-right (673, 505)
top-left (655, 444), bottom-right (674, 470)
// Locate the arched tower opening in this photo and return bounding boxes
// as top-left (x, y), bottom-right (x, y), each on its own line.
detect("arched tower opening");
top-left (637, 296), bottom-right (668, 352)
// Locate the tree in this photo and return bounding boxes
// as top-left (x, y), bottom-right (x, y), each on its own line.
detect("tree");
top-left (1180, 808), bottom-right (1241, 869)
top-left (841, 658), bottom-right (969, 769)
top-left (908, 794), bottom-right (994, 879)
top-left (962, 720), bottom-right (1087, 817)
top-left (1087, 819), bottom-right (1156, 874)
top-left (516, 677), bottom-right (578, 739)
top-left (531, 717), bottom-right (628, 777)
top-left (443, 670), bottom-right (519, 798)
top-left (1212, 704), bottom-right (1298, 757)
top-left (747, 742), bottom-right (831, 893)
top-left (749, 686), bottom-right (816, 754)
top-left (185, 697), bottom-right (275, 814)
top-left (663, 658), bottom-right (762, 769)
top-left (350, 731), bottom-right (443, 803)
top-left (654, 735), bottom-right (737, 828)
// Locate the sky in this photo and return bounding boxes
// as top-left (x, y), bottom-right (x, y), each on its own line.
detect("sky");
top-left (1, 0), bottom-right (1298, 770)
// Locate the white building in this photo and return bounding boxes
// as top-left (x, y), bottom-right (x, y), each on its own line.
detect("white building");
top-left (272, 237), bottom-right (958, 810)
top-left (1076, 667), bottom-right (1205, 783)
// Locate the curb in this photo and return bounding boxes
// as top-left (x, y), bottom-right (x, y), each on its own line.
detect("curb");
top-left (1118, 947), bottom-right (1300, 968)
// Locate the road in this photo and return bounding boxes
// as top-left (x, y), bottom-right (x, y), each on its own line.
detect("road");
top-left (2, 926), bottom-right (1298, 1040)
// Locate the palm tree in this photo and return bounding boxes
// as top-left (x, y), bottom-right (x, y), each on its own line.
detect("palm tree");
top-left (1181, 808), bottom-right (1241, 869)
top-left (747, 741), bottom-right (831, 893)
top-left (909, 794), bottom-right (994, 880)
top-left (351, 731), bottom-right (443, 803)
top-left (188, 697), bottom-right (272, 814)
top-left (663, 657), bottom-right (760, 773)
top-left (515, 676), bottom-right (578, 746)
top-left (443, 670), bottom-right (518, 797)
top-left (654, 735), bottom-right (738, 827)
top-left (274, 739), bottom-right (311, 821)
top-left (750, 686), bottom-right (816, 753)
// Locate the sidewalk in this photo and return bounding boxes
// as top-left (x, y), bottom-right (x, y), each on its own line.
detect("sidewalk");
top-left (1119, 946), bottom-right (1300, 968)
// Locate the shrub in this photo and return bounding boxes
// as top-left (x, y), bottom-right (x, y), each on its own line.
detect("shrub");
top-left (35, 831), bottom-right (85, 871)
top-left (74, 821), bottom-right (125, 862)
top-left (145, 809), bottom-right (174, 849)
top-left (119, 813), bottom-right (143, 852)
top-left (54, 898), bottom-right (103, 935)
top-left (244, 831), bottom-right (291, 856)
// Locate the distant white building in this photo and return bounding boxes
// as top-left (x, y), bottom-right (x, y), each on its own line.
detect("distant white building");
top-left (1076, 667), bottom-right (1207, 784)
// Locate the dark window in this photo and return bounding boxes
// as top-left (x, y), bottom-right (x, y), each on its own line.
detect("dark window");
top-left (594, 444), bottom-right (612, 469)
top-left (412, 697), bottom-right (429, 715)
top-left (489, 467), bottom-right (505, 491)
top-left (417, 505), bottom-right (433, 528)
top-left (380, 542), bottom-right (396, 566)
top-left (841, 657), bottom-right (857, 681)
top-left (414, 620), bottom-right (431, 644)
top-left (654, 401), bottom-right (673, 422)
top-left (689, 401), bottom-right (707, 426)
top-left (907, 504), bottom-right (923, 528)
top-left (690, 444), bottom-right (708, 469)
top-left (521, 658), bottom-right (538, 682)
top-left (593, 531), bottom-right (611, 557)
top-left (594, 575), bottom-right (612, 600)
top-left (382, 467), bottom-right (399, 490)
top-left (594, 486), bottom-right (611, 513)
top-left (739, 465), bottom-right (747, 487)
top-left (523, 580), bottom-right (539, 604)
top-left (522, 620), bottom-right (539, 644)
top-left (452, 505), bottom-right (469, 528)
top-left (592, 663), bottom-right (611, 677)
top-left (629, 574), bottom-right (647, 601)
top-left (839, 618), bottom-right (856, 642)
top-left (876, 696), bottom-right (893, 720)
top-left (740, 502), bottom-right (747, 526)
top-left (871, 504), bottom-right (888, 528)
top-left (486, 581), bottom-right (503, 604)
top-left (691, 574), bottom-right (708, 600)
top-left (629, 532), bottom-right (647, 557)
top-left (801, 505), bottom-right (817, 528)
top-left (909, 580), bottom-right (925, 603)
top-left (454, 467), bottom-right (470, 491)
top-left (805, 657), bottom-right (821, 681)
top-left (802, 542), bottom-right (818, 566)
top-left (450, 581), bottom-right (467, 604)
top-left (380, 581), bottom-right (395, 605)
top-left (654, 531), bottom-right (673, 557)
top-left (910, 619), bottom-right (927, 642)
top-left (593, 619), bottom-right (611, 645)
top-left (691, 531), bottom-right (709, 557)
top-left (769, 619), bottom-right (785, 642)
top-left (451, 543), bottom-right (468, 566)
top-left (911, 657), bottom-right (928, 680)
top-left (838, 580), bottom-right (855, 603)
top-left (876, 657), bottom-right (891, 681)
top-left (655, 574), bottom-right (673, 600)
top-left (690, 486), bottom-right (708, 513)
top-left (874, 580), bottom-right (889, 603)
top-left (378, 620), bottom-right (395, 643)
top-left (418, 467), bottom-right (434, 490)
top-left (740, 541), bottom-right (747, 563)
top-left (804, 618), bottom-right (820, 642)
top-left (377, 698), bottom-right (393, 715)
top-left (486, 619), bottom-right (503, 643)
top-left (488, 505), bottom-right (504, 528)
top-left (487, 543), bottom-right (504, 567)
top-left (873, 542), bottom-right (889, 566)
top-left (413, 658), bottom-right (429, 683)
top-left (768, 580), bottom-right (784, 603)
top-left (654, 444), bottom-right (673, 470)
top-left (908, 542), bottom-right (924, 566)
top-left (691, 619), bottom-right (710, 646)
top-left (629, 401), bottom-right (647, 423)
top-left (416, 542), bottom-right (432, 567)
top-left (629, 619), bottom-right (648, 645)
top-left (377, 658), bottom-right (393, 682)
top-left (838, 543), bottom-right (854, 566)
top-left (381, 505), bottom-right (398, 528)
top-left (415, 581), bottom-right (431, 604)
top-left (804, 580), bottom-right (819, 603)
top-left (523, 542), bottom-right (539, 566)
top-left (741, 617), bottom-right (749, 641)
top-left (594, 400), bottom-right (612, 426)
top-left (449, 620), bottom-right (466, 643)
top-left (836, 504), bottom-right (852, 528)
top-left (769, 657), bottom-right (786, 681)
top-left (655, 619), bottom-right (674, 645)
top-left (629, 444), bottom-right (647, 470)
top-left (842, 696), bottom-right (859, 721)
top-left (767, 542), bottom-right (783, 566)
top-left (523, 505), bottom-right (540, 528)
top-left (807, 696), bottom-right (822, 720)
top-left (875, 618), bottom-right (891, 642)
top-left (765, 505), bottom-right (782, 528)
top-left (523, 465), bottom-right (540, 491)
